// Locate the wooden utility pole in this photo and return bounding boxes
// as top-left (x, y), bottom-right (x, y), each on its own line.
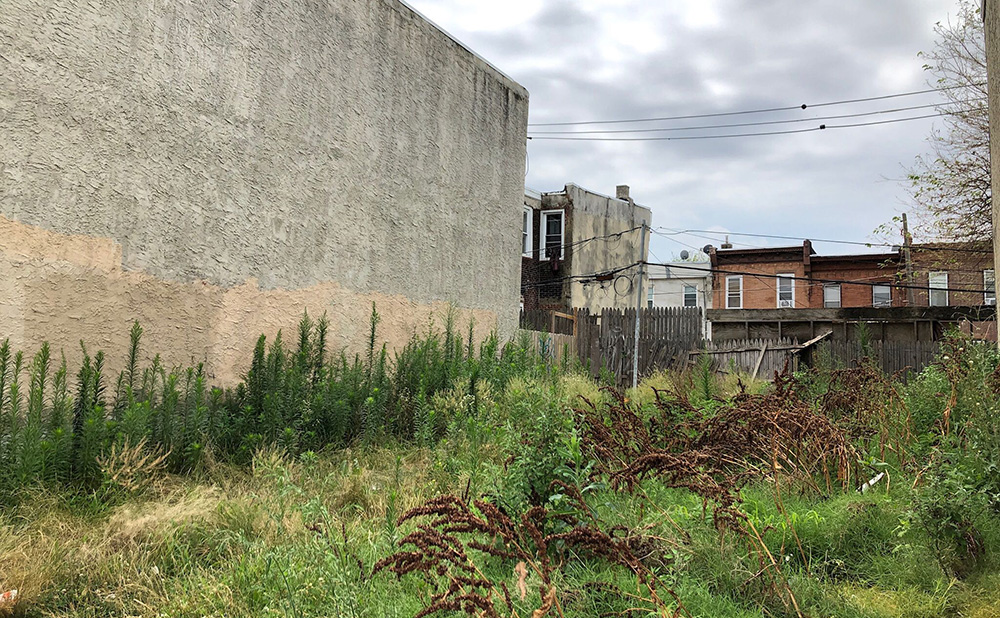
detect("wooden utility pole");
top-left (902, 213), bottom-right (915, 306)
top-left (632, 222), bottom-right (648, 390)
top-left (986, 0), bottom-right (1000, 346)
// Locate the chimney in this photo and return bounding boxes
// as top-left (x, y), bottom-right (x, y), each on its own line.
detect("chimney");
top-left (721, 235), bottom-right (733, 249)
top-left (616, 185), bottom-right (630, 201)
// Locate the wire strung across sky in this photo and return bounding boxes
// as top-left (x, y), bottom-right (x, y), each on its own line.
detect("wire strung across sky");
top-left (653, 228), bottom-right (993, 255)
top-left (527, 111), bottom-right (966, 142)
top-left (523, 258), bottom-right (994, 296)
top-left (528, 99), bottom-right (985, 136)
top-left (527, 82), bottom-right (986, 127)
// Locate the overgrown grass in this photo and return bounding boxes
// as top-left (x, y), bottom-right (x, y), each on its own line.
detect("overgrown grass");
top-left (0, 306), bottom-right (552, 498)
top-left (3, 326), bottom-right (1000, 617)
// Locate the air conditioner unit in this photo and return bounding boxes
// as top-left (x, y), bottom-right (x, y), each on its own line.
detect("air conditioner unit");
top-left (987, 298), bottom-right (996, 306)
top-left (778, 300), bottom-right (793, 308)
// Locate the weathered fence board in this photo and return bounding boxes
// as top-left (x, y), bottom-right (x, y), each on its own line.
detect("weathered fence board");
top-left (516, 330), bottom-right (577, 364)
top-left (519, 307), bottom-right (703, 385)
top-left (824, 340), bottom-right (939, 378)
top-left (520, 307), bottom-right (942, 384)
top-left (692, 337), bottom-right (799, 378)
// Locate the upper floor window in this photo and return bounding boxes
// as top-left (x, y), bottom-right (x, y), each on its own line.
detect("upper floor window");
top-left (985, 270), bottom-right (996, 305)
top-left (823, 284), bottom-right (841, 308)
top-left (726, 275), bottom-right (743, 309)
top-left (647, 285), bottom-right (654, 309)
top-left (873, 284), bottom-right (892, 307)
top-left (776, 274), bottom-right (794, 308)
top-left (929, 271), bottom-right (948, 307)
top-left (540, 210), bottom-right (564, 260)
top-left (683, 285), bottom-right (698, 308)
top-left (522, 206), bottom-right (533, 257)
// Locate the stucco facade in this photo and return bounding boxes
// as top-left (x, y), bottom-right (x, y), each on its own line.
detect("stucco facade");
top-left (520, 184), bottom-right (651, 313)
top-left (0, 0), bottom-right (528, 381)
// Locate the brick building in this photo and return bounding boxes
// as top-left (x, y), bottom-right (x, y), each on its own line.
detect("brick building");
top-left (707, 240), bottom-right (995, 343)
top-left (710, 240), bottom-right (994, 310)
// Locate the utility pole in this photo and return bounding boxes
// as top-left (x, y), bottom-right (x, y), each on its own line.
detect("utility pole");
top-left (632, 222), bottom-right (648, 390)
top-left (902, 213), bottom-right (915, 306)
top-left (985, 0), bottom-right (1000, 348)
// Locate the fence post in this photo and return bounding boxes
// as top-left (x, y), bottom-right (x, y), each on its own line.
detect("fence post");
top-left (631, 223), bottom-right (648, 389)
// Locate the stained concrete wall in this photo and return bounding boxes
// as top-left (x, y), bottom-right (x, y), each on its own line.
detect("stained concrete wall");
top-left (564, 185), bottom-right (652, 312)
top-left (0, 0), bottom-right (528, 380)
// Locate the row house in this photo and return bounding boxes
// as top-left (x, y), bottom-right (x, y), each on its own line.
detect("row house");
top-left (707, 240), bottom-right (995, 342)
top-left (710, 240), bottom-right (995, 310)
top-left (520, 184), bottom-right (651, 314)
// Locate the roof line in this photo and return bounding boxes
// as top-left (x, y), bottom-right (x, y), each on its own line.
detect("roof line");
top-left (394, 0), bottom-right (528, 97)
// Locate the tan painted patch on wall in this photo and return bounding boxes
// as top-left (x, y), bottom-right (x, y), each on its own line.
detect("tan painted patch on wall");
top-left (0, 216), bottom-right (497, 384)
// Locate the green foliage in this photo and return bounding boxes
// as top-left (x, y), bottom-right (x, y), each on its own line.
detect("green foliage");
top-left (0, 309), bottom-right (551, 497)
top-left (908, 447), bottom-right (988, 578)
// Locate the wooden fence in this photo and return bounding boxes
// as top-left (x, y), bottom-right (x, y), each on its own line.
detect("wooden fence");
top-left (824, 340), bottom-right (940, 378)
top-left (519, 310), bottom-right (577, 336)
top-left (516, 330), bottom-right (577, 365)
top-left (520, 307), bottom-right (703, 385)
top-left (519, 308), bottom-right (943, 384)
top-left (691, 338), bottom-right (801, 379)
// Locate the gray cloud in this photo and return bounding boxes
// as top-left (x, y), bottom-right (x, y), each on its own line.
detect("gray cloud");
top-left (407, 0), bottom-right (961, 258)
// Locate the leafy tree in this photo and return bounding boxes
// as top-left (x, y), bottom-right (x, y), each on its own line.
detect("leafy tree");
top-left (907, 0), bottom-right (990, 242)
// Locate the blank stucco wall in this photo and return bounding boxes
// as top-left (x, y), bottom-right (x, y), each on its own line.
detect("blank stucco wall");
top-left (0, 0), bottom-right (528, 380)
top-left (564, 185), bottom-right (651, 312)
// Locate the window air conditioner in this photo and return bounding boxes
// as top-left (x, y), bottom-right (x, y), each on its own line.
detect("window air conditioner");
top-left (778, 300), bottom-right (793, 308)
top-left (987, 298), bottom-right (996, 306)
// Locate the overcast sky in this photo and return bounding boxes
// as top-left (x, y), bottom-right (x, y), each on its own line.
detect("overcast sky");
top-left (406, 0), bottom-right (967, 260)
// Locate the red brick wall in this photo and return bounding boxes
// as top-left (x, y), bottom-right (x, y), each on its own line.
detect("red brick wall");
top-left (713, 259), bottom-right (808, 309)
top-left (712, 244), bottom-right (995, 310)
top-left (809, 261), bottom-right (903, 308)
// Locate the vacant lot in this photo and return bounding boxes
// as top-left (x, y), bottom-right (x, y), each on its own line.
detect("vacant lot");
top-left (2, 316), bottom-right (1000, 617)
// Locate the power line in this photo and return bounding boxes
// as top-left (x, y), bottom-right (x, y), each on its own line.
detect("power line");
top-left (527, 82), bottom-right (986, 127)
top-left (519, 262), bottom-right (641, 291)
top-left (527, 112), bottom-right (952, 142)
top-left (654, 227), bottom-right (993, 255)
top-left (528, 99), bottom-right (985, 136)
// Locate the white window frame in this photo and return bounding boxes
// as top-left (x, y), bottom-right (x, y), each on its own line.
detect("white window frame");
top-left (647, 284), bottom-right (654, 309)
top-left (872, 284), bottom-right (892, 308)
top-left (522, 205), bottom-right (533, 257)
top-left (776, 274), bottom-right (794, 308)
top-left (539, 209), bottom-right (565, 261)
top-left (725, 275), bottom-right (743, 309)
top-left (985, 269), bottom-right (996, 305)
top-left (683, 284), bottom-right (698, 308)
top-left (823, 283), bottom-right (841, 308)
top-left (929, 271), bottom-right (948, 307)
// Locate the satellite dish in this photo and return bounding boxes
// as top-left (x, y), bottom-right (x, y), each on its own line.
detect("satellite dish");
top-left (702, 245), bottom-right (713, 254)
top-left (679, 250), bottom-right (690, 260)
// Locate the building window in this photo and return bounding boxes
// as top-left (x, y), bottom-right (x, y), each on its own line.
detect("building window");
top-left (540, 210), bottom-right (564, 260)
top-left (873, 284), bottom-right (892, 307)
top-left (522, 205), bottom-right (533, 257)
top-left (985, 270), bottom-right (996, 305)
top-left (776, 274), bottom-right (794, 308)
top-left (929, 271), bottom-right (948, 306)
top-left (726, 275), bottom-right (743, 309)
top-left (823, 284), bottom-right (841, 308)
top-left (647, 285), bottom-right (654, 309)
top-left (683, 285), bottom-right (698, 308)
